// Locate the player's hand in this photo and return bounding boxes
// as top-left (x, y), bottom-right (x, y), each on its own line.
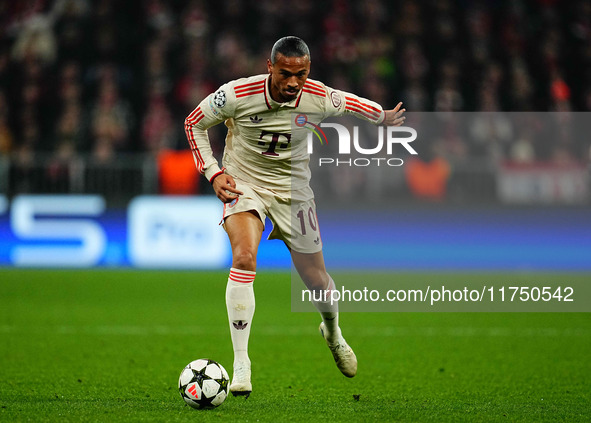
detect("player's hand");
top-left (382, 102), bottom-right (406, 126)
top-left (212, 174), bottom-right (243, 203)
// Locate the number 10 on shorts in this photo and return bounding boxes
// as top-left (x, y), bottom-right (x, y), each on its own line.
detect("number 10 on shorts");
top-left (296, 206), bottom-right (318, 235)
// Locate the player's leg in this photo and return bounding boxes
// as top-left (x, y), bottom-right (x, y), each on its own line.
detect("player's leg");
top-left (224, 210), bottom-right (264, 397)
top-left (267, 190), bottom-right (356, 377)
top-left (290, 250), bottom-right (340, 338)
top-left (291, 250), bottom-right (357, 378)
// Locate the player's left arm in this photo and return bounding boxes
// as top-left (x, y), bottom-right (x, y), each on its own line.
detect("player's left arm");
top-left (381, 102), bottom-right (406, 126)
top-left (323, 85), bottom-right (406, 126)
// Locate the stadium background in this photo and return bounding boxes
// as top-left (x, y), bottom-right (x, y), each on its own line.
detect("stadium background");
top-left (0, 0), bottom-right (589, 269)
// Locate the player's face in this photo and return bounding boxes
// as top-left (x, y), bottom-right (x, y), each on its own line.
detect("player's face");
top-left (267, 53), bottom-right (310, 103)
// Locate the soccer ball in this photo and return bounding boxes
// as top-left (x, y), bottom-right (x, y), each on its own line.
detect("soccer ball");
top-left (178, 359), bottom-right (229, 409)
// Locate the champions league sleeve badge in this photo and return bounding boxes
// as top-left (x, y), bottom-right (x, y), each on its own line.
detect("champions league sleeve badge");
top-left (213, 89), bottom-right (227, 108)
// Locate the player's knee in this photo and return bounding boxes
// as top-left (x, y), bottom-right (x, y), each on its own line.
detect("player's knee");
top-left (300, 269), bottom-right (329, 291)
top-left (232, 250), bottom-right (257, 271)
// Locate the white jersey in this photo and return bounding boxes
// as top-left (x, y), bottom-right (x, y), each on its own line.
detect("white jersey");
top-left (185, 74), bottom-right (385, 191)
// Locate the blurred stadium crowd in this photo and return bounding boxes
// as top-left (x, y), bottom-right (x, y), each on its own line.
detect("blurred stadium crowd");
top-left (0, 0), bottom-right (590, 169)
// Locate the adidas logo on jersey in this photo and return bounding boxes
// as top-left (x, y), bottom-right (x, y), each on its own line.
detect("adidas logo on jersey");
top-left (249, 115), bottom-right (263, 124)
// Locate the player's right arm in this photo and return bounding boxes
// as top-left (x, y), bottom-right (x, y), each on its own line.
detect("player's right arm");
top-left (184, 84), bottom-right (243, 202)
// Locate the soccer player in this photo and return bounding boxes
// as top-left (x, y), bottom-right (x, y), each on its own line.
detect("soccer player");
top-left (185, 36), bottom-right (405, 397)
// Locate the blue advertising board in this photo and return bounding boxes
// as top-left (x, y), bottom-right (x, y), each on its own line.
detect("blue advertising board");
top-left (0, 195), bottom-right (589, 270)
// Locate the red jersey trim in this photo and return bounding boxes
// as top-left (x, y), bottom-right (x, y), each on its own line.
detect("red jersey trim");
top-left (263, 77), bottom-right (272, 109)
top-left (185, 107), bottom-right (206, 173)
top-left (236, 89), bottom-right (264, 98)
top-left (186, 107), bottom-right (204, 124)
top-left (208, 169), bottom-right (224, 184)
top-left (235, 80), bottom-right (265, 90)
top-left (345, 96), bottom-right (381, 114)
top-left (235, 83), bottom-right (264, 93)
top-left (345, 105), bottom-right (379, 121)
top-left (305, 80), bottom-right (324, 90)
top-left (302, 88), bottom-right (326, 97)
top-left (234, 79), bottom-right (266, 101)
top-left (295, 90), bottom-right (303, 107)
top-left (345, 97), bottom-right (381, 121)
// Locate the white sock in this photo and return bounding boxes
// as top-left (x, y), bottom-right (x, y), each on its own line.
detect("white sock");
top-left (226, 268), bottom-right (256, 364)
top-left (312, 275), bottom-right (341, 344)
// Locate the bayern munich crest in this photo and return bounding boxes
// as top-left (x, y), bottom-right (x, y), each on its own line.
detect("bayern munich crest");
top-left (295, 113), bottom-right (328, 145)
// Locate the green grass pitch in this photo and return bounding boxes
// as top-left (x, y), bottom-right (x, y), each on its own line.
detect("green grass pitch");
top-left (0, 269), bottom-right (589, 422)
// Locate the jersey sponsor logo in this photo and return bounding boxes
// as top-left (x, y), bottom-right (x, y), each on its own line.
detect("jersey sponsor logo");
top-left (213, 89), bottom-right (227, 108)
top-left (257, 130), bottom-right (292, 156)
top-left (249, 115), bottom-right (263, 124)
top-left (330, 90), bottom-right (342, 108)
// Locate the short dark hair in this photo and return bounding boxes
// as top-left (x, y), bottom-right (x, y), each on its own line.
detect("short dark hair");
top-left (270, 36), bottom-right (310, 64)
